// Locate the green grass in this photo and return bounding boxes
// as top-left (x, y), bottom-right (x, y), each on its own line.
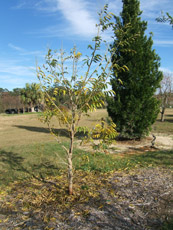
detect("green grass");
top-left (0, 141), bottom-right (172, 187)
top-left (0, 142), bottom-right (68, 187)
top-left (75, 149), bottom-right (173, 172)
top-left (0, 108), bottom-right (172, 188)
top-left (152, 108), bottom-right (173, 134)
top-left (162, 218), bottom-right (173, 230)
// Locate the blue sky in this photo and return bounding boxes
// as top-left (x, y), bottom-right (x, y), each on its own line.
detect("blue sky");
top-left (0, 0), bottom-right (173, 90)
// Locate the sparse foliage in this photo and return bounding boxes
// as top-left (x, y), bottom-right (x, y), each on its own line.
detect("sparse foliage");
top-left (79, 117), bottom-right (118, 151)
top-left (37, 5), bottom-right (133, 195)
top-left (156, 12), bottom-right (173, 28)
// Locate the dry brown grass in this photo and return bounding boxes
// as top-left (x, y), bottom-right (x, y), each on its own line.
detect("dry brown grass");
top-left (0, 108), bottom-right (172, 149)
top-left (0, 114), bottom-right (53, 148)
top-left (0, 109), bottom-right (108, 148)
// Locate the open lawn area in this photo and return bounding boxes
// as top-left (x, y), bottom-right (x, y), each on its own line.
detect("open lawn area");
top-left (152, 108), bottom-right (173, 134)
top-left (0, 109), bottom-right (172, 229)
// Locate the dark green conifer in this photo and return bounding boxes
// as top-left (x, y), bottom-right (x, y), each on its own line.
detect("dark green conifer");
top-left (107, 0), bottom-right (163, 139)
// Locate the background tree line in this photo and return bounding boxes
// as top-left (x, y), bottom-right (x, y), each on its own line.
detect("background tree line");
top-left (0, 83), bottom-right (43, 113)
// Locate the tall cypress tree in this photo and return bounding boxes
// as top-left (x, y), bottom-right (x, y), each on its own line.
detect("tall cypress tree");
top-left (107, 0), bottom-right (163, 139)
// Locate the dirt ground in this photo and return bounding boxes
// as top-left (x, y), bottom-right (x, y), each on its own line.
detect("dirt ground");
top-left (114, 133), bottom-right (173, 153)
top-left (0, 168), bottom-right (172, 230)
top-left (77, 133), bottom-right (173, 156)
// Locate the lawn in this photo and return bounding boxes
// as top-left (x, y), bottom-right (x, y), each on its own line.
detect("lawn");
top-left (152, 108), bottom-right (173, 134)
top-left (0, 109), bottom-right (172, 229)
top-left (0, 108), bottom-right (172, 187)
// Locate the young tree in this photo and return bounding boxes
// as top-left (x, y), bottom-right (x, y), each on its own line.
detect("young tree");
top-left (107, 0), bottom-right (163, 139)
top-left (159, 72), bottom-right (172, 122)
top-left (36, 5), bottom-right (134, 195)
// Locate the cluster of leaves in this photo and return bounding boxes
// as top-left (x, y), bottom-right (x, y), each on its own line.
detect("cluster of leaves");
top-left (156, 12), bottom-right (173, 28)
top-left (78, 117), bottom-right (118, 151)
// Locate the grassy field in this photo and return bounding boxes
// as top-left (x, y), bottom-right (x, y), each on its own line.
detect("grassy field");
top-left (0, 109), bottom-right (108, 148)
top-left (152, 108), bottom-right (173, 134)
top-left (0, 109), bottom-right (173, 229)
top-left (0, 109), bottom-right (172, 187)
top-left (1, 108), bottom-right (173, 148)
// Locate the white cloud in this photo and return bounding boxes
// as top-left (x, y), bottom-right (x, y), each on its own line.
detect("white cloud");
top-left (0, 61), bottom-right (37, 90)
top-left (0, 57), bottom-right (36, 85)
top-left (140, 0), bottom-right (172, 18)
top-left (8, 43), bottom-right (45, 57)
top-left (154, 40), bottom-right (173, 46)
top-left (14, 0), bottom-right (99, 38)
top-left (0, 75), bottom-right (33, 86)
top-left (160, 67), bottom-right (173, 75)
top-left (12, 0), bottom-right (173, 46)
top-left (0, 64), bottom-right (35, 77)
top-left (36, 0), bottom-right (98, 38)
top-left (57, 0), bottom-right (97, 37)
top-left (8, 43), bottom-right (25, 52)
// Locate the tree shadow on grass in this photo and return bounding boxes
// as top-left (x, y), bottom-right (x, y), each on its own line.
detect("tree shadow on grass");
top-left (164, 119), bottom-right (173, 123)
top-left (13, 125), bottom-right (87, 139)
top-left (166, 114), bottom-right (173, 117)
top-left (13, 125), bottom-right (70, 137)
top-left (0, 149), bottom-right (61, 187)
top-left (130, 150), bottom-right (173, 168)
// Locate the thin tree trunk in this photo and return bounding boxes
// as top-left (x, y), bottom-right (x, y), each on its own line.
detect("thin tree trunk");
top-left (161, 107), bottom-right (165, 122)
top-left (68, 132), bottom-right (74, 195)
top-left (31, 107), bottom-right (35, 112)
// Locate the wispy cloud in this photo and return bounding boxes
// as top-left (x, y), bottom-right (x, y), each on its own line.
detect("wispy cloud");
top-left (140, 0), bottom-right (172, 19)
top-left (0, 56), bottom-right (37, 90)
top-left (57, 0), bottom-right (97, 37)
top-left (0, 62), bottom-right (35, 77)
top-left (154, 40), bottom-right (173, 46)
top-left (8, 43), bottom-right (25, 52)
top-left (8, 43), bottom-right (45, 57)
top-left (0, 75), bottom-right (34, 88)
top-left (14, 0), bottom-right (98, 38)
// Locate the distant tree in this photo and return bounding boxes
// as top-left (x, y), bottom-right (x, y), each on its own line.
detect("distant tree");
top-left (10, 88), bottom-right (23, 113)
top-left (107, 0), bottom-right (163, 139)
top-left (159, 72), bottom-right (172, 122)
top-left (20, 83), bottom-right (43, 112)
top-left (0, 88), bottom-right (9, 93)
top-left (156, 12), bottom-right (173, 28)
top-left (0, 97), bottom-right (3, 113)
top-left (12, 88), bottom-right (22, 96)
top-left (0, 92), bottom-right (20, 113)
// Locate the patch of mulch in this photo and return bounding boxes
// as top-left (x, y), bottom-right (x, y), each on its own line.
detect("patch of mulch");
top-left (0, 167), bottom-right (172, 230)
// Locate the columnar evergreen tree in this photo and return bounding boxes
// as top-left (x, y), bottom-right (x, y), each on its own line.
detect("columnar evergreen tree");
top-left (107, 0), bottom-right (163, 139)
